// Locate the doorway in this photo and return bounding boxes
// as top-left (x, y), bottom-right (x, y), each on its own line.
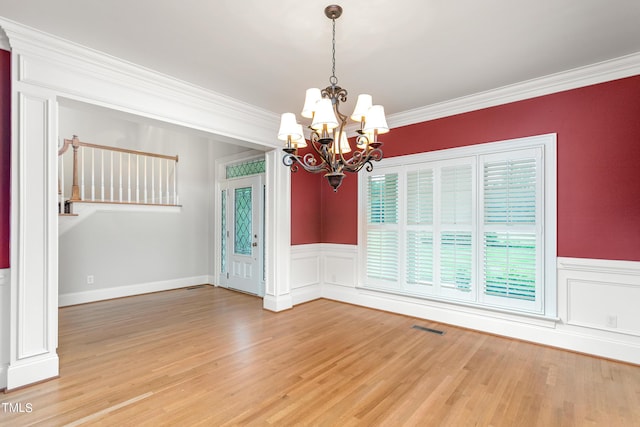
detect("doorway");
top-left (221, 173), bottom-right (265, 296)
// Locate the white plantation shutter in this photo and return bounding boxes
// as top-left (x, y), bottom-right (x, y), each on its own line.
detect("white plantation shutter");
top-left (406, 169), bottom-right (434, 285)
top-left (407, 169), bottom-right (433, 225)
top-left (367, 230), bottom-right (399, 280)
top-left (361, 134), bottom-right (554, 316)
top-left (366, 173), bottom-right (399, 284)
top-left (440, 232), bottom-right (472, 290)
top-left (484, 158), bottom-right (536, 223)
top-left (480, 148), bottom-right (542, 311)
top-left (484, 232), bottom-right (536, 300)
top-left (439, 164), bottom-right (473, 291)
top-left (406, 231), bottom-right (434, 285)
top-left (441, 165), bottom-right (472, 225)
top-left (368, 174), bottom-right (399, 224)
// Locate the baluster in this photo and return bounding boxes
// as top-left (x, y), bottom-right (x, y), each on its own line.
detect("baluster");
top-left (119, 152), bottom-right (123, 202)
top-left (144, 156), bottom-right (148, 203)
top-left (101, 150), bottom-right (105, 201)
top-left (80, 145), bottom-right (85, 200)
top-left (151, 157), bottom-right (155, 203)
top-left (158, 157), bottom-right (163, 204)
top-left (166, 159), bottom-right (169, 205)
top-left (110, 151), bottom-right (114, 202)
top-left (127, 153), bottom-right (131, 203)
top-left (90, 147), bottom-right (95, 201)
top-left (135, 155), bottom-right (140, 203)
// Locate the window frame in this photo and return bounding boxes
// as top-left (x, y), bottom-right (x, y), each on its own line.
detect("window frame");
top-left (357, 133), bottom-right (557, 318)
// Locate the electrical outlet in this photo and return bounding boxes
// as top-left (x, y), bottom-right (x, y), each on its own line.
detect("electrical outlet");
top-left (87, 275), bottom-right (94, 285)
top-left (605, 314), bottom-right (617, 328)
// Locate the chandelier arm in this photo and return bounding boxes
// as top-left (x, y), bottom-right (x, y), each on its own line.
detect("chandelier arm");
top-left (341, 147), bottom-right (384, 173)
top-left (308, 130), bottom-right (332, 168)
top-left (283, 152), bottom-right (331, 174)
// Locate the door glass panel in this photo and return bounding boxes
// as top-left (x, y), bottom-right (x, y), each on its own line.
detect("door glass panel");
top-left (234, 187), bottom-right (252, 255)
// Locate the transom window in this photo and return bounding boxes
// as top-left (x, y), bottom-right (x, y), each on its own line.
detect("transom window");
top-left (359, 134), bottom-right (556, 317)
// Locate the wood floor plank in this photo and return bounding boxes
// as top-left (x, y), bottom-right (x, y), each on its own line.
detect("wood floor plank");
top-left (2, 286), bottom-right (639, 426)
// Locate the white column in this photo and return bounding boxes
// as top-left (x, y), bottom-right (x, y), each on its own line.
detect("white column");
top-left (263, 149), bottom-right (292, 312)
top-left (0, 269), bottom-right (10, 387)
top-left (7, 87), bottom-right (59, 390)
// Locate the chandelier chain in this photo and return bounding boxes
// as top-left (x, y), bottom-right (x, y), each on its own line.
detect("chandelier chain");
top-left (330, 17), bottom-right (338, 86)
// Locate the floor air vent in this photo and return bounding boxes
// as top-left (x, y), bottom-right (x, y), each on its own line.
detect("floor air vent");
top-left (186, 285), bottom-right (205, 290)
top-left (412, 325), bottom-right (445, 335)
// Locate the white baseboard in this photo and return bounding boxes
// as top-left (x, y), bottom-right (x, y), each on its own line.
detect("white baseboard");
top-left (290, 245), bottom-right (640, 364)
top-left (322, 282), bottom-right (640, 365)
top-left (58, 275), bottom-right (211, 307)
top-left (263, 293), bottom-right (293, 312)
top-left (6, 353), bottom-right (59, 391)
top-left (291, 284), bottom-right (322, 306)
top-left (0, 268), bottom-right (9, 390)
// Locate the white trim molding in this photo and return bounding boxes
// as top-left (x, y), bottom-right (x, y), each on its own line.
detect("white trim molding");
top-left (58, 276), bottom-right (212, 307)
top-left (291, 246), bottom-right (640, 364)
top-left (290, 244), bottom-right (359, 305)
top-left (558, 257), bottom-right (640, 340)
top-left (0, 269), bottom-right (10, 388)
top-left (0, 17), bottom-right (279, 150)
top-left (0, 17), bottom-right (284, 389)
top-left (388, 51), bottom-right (640, 130)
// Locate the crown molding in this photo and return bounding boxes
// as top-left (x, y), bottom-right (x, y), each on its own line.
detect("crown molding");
top-left (2, 17), bottom-right (638, 141)
top-left (0, 17), bottom-right (281, 149)
top-left (0, 27), bottom-right (9, 50)
top-left (388, 51), bottom-right (640, 130)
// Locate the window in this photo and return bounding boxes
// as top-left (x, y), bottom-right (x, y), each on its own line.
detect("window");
top-left (360, 134), bottom-right (556, 316)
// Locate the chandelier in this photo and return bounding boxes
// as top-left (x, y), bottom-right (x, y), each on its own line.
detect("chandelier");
top-left (277, 4), bottom-right (389, 191)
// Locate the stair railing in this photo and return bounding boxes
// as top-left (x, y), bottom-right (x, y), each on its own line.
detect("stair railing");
top-left (58, 136), bottom-right (179, 208)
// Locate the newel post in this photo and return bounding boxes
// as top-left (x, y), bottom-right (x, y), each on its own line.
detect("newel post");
top-left (70, 135), bottom-right (81, 201)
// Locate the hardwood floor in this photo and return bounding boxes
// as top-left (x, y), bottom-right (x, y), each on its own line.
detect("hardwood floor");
top-left (2, 286), bottom-right (639, 426)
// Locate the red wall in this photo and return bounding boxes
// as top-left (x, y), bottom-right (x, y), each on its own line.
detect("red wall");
top-left (292, 75), bottom-right (640, 262)
top-left (0, 50), bottom-right (10, 268)
top-left (290, 162), bottom-right (323, 244)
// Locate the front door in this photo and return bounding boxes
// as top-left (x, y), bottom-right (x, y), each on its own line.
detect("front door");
top-left (226, 175), bottom-right (263, 295)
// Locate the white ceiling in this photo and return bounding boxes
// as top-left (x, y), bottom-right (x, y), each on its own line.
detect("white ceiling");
top-left (1, 0), bottom-right (639, 118)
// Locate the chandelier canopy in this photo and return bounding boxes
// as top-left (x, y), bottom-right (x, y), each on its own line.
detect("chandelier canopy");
top-left (277, 4), bottom-right (389, 191)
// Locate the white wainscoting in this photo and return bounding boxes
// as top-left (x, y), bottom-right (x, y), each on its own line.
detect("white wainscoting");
top-left (58, 276), bottom-right (212, 307)
top-left (0, 268), bottom-right (9, 389)
top-left (290, 245), bottom-right (640, 364)
top-left (558, 257), bottom-right (640, 336)
top-left (290, 244), bottom-right (322, 305)
top-left (290, 244), bottom-right (358, 305)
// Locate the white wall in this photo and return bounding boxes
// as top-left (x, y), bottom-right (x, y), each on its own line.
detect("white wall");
top-left (291, 244), bottom-right (640, 365)
top-left (57, 103), bottom-right (249, 305)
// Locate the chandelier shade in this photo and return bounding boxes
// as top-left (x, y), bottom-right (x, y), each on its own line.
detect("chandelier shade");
top-left (310, 98), bottom-right (339, 131)
top-left (302, 88), bottom-right (322, 119)
top-left (279, 4), bottom-right (389, 191)
top-left (350, 94), bottom-right (373, 122)
top-left (277, 113), bottom-right (303, 142)
top-left (363, 105), bottom-right (389, 134)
